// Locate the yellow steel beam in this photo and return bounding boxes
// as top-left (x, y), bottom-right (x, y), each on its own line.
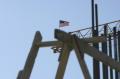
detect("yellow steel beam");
top-left (77, 39), bottom-right (120, 72)
top-left (20, 31), bottom-right (42, 79)
top-left (39, 41), bottom-right (63, 47)
top-left (72, 35), bottom-right (91, 79)
top-left (55, 29), bottom-right (120, 71)
top-left (55, 44), bottom-right (71, 79)
top-left (55, 29), bottom-right (106, 43)
top-left (83, 36), bottom-right (106, 43)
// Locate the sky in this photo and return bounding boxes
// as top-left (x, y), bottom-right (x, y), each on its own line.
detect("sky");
top-left (0, 0), bottom-right (120, 79)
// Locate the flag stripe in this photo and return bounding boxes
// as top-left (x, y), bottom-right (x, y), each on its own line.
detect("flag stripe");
top-left (59, 20), bottom-right (69, 27)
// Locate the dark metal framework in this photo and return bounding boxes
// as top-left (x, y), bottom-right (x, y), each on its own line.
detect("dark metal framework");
top-left (70, 20), bottom-right (120, 79)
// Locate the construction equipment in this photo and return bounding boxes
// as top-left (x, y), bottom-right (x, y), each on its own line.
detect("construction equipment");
top-left (16, 0), bottom-right (120, 78)
top-left (17, 28), bottom-right (120, 79)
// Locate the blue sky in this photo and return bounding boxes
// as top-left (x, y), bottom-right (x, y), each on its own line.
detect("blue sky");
top-left (0, 0), bottom-right (120, 79)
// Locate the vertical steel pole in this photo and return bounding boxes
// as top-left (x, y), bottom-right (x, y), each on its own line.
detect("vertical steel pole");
top-left (95, 4), bottom-right (98, 32)
top-left (102, 25), bottom-right (108, 79)
top-left (92, 2), bottom-right (100, 79)
top-left (118, 31), bottom-right (120, 78)
top-left (118, 31), bottom-right (120, 59)
top-left (108, 35), bottom-right (113, 79)
top-left (113, 27), bottom-right (118, 79)
top-left (91, 0), bottom-right (95, 32)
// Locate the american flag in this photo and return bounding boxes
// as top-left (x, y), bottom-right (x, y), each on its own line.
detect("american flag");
top-left (59, 20), bottom-right (69, 27)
